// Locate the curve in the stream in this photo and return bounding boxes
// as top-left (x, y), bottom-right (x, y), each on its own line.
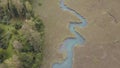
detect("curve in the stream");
top-left (52, 0), bottom-right (87, 68)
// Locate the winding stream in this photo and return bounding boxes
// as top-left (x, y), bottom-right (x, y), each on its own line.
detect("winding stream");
top-left (52, 0), bottom-right (87, 68)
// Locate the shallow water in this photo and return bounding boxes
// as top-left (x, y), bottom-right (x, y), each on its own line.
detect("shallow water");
top-left (52, 0), bottom-right (87, 68)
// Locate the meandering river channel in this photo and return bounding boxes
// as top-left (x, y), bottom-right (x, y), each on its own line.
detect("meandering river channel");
top-left (52, 0), bottom-right (87, 68)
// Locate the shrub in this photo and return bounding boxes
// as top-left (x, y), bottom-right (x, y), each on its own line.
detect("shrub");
top-left (34, 19), bottom-right (44, 32)
top-left (14, 22), bottom-right (23, 30)
top-left (19, 53), bottom-right (35, 68)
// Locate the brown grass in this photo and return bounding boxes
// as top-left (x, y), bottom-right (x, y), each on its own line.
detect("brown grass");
top-left (33, 0), bottom-right (120, 68)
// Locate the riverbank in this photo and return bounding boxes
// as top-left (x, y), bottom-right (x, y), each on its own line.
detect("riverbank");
top-left (33, 0), bottom-right (82, 68)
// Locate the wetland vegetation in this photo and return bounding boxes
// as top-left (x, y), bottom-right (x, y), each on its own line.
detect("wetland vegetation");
top-left (0, 0), bottom-right (44, 68)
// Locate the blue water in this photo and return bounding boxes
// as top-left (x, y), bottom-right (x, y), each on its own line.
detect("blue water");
top-left (52, 0), bottom-right (87, 68)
